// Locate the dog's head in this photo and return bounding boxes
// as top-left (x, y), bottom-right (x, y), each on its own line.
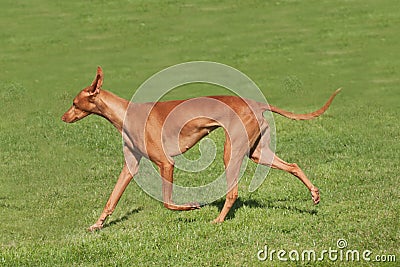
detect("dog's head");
top-left (61, 66), bottom-right (103, 123)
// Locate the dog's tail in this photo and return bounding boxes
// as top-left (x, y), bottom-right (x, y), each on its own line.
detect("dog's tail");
top-left (267, 88), bottom-right (342, 120)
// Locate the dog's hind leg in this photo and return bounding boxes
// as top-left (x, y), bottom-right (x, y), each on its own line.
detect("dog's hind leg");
top-left (250, 138), bottom-right (320, 205)
top-left (212, 132), bottom-right (246, 223)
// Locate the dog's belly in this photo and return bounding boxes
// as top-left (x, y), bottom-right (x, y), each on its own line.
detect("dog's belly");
top-left (163, 118), bottom-right (220, 156)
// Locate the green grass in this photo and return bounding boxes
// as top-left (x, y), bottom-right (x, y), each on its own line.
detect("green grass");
top-left (1, 0), bottom-right (399, 266)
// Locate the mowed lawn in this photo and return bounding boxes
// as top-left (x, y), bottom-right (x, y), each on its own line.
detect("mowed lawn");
top-left (0, 0), bottom-right (399, 266)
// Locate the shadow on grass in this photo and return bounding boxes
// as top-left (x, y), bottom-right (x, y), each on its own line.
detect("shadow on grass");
top-left (103, 207), bottom-right (143, 229)
top-left (210, 197), bottom-right (318, 221)
top-left (101, 198), bottom-right (317, 228)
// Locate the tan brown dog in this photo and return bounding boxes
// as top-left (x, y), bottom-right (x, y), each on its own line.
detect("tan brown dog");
top-left (62, 67), bottom-right (340, 231)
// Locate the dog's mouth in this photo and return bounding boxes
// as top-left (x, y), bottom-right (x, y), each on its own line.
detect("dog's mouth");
top-left (61, 114), bottom-right (78, 123)
top-left (61, 108), bottom-right (90, 123)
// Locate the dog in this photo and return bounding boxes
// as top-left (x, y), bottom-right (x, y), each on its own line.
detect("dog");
top-left (62, 66), bottom-right (340, 231)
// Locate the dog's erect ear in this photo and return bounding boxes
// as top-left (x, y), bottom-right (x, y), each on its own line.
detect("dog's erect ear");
top-left (88, 66), bottom-right (103, 96)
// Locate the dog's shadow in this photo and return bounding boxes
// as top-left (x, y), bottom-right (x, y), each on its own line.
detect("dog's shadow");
top-left (103, 207), bottom-right (143, 229)
top-left (210, 197), bottom-right (318, 221)
top-left (102, 198), bottom-right (317, 228)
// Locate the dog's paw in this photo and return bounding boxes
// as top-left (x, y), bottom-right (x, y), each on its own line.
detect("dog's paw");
top-left (177, 202), bottom-right (202, 210)
top-left (311, 187), bottom-right (320, 205)
top-left (211, 217), bottom-right (224, 224)
top-left (185, 202), bottom-right (203, 210)
top-left (165, 202), bottom-right (203, 211)
top-left (87, 223), bottom-right (103, 232)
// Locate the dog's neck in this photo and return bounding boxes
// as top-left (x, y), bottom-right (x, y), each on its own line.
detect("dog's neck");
top-left (94, 90), bottom-right (129, 133)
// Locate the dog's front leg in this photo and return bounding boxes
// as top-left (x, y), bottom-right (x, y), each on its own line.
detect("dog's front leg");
top-left (88, 163), bottom-right (136, 232)
top-left (159, 163), bottom-right (175, 208)
top-left (158, 162), bottom-right (201, 211)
